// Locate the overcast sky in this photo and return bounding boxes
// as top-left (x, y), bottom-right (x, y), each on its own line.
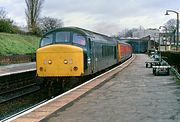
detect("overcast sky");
top-left (0, 0), bottom-right (179, 35)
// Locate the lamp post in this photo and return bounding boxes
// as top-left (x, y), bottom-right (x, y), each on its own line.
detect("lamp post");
top-left (165, 10), bottom-right (179, 51)
top-left (158, 31), bottom-right (161, 51)
top-left (159, 26), bottom-right (168, 51)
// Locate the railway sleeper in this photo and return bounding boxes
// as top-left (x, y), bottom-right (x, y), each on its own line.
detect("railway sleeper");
top-left (0, 80), bottom-right (36, 95)
top-left (0, 77), bottom-right (36, 95)
top-left (0, 84), bottom-right (40, 104)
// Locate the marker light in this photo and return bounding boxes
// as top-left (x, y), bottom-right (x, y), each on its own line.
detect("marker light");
top-left (64, 60), bottom-right (68, 64)
top-left (48, 60), bottom-right (52, 64)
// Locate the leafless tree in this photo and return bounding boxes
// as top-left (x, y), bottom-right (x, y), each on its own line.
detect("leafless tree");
top-left (165, 19), bottom-right (176, 31)
top-left (0, 7), bottom-right (7, 19)
top-left (120, 28), bottom-right (139, 38)
top-left (39, 16), bottom-right (63, 33)
top-left (25, 0), bottom-right (44, 34)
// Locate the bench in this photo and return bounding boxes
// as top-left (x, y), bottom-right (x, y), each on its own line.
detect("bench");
top-left (152, 65), bottom-right (171, 76)
top-left (145, 61), bottom-right (160, 68)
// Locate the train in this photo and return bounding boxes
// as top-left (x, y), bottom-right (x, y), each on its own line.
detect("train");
top-left (36, 27), bottom-right (132, 93)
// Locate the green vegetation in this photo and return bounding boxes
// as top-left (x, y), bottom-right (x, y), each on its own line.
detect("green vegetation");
top-left (0, 33), bottom-right (40, 55)
top-left (161, 51), bottom-right (180, 73)
top-left (0, 19), bottom-right (15, 33)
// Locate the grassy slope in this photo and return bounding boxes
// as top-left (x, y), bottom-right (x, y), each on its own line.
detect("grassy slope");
top-left (0, 33), bottom-right (40, 55)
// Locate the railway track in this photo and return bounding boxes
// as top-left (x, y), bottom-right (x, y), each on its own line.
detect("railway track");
top-left (0, 69), bottom-right (83, 121)
top-left (0, 69), bottom-right (37, 103)
top-left (0, 83), bottom-right (40, 104)
top-left (0, 70), bottom-right (36, 93)
top-left (1, 99), bottom-right (48, 122)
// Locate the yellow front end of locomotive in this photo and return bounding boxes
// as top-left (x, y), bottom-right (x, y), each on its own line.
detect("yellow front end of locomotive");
top-left (36, 44), bottom-right (84, 77)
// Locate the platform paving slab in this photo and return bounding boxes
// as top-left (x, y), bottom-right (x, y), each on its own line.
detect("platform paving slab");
top-left (43, 54), bottom-right (180, 122)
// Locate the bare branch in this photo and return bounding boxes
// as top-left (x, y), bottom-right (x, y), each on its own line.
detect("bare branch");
top-left (164, 19), bottom-right (177, 31)
top-left (25, 0), bottom-right (44, 34)
top-left (38, 16), bottom-right (64, 33)
top-left (0, 7), bottom-right (7, 19)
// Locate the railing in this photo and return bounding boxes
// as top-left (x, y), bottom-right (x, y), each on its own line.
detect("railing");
top-left (161, 58), bottom-right (180, 80)
top-left (171, 66), bottom-right (180, 80)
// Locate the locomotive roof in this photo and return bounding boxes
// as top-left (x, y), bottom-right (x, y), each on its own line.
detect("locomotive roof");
top-left (43, 27), bottom-right (117, 44)
top-left (45, 27), bottom-right (114, 39)
top-left (43, 27), bottom-right (131, 46)
top-left (43, 27), bottom-right (110, 38)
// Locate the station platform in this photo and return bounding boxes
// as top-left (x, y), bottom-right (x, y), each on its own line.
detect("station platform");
top-left (44, 54), bottom-right (180, 122)
top-left (0, 62), bottom-right (36, 76)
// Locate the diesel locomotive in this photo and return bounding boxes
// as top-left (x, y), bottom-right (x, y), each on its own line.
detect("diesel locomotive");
top-left (36, 27), bottom-right (132, 91)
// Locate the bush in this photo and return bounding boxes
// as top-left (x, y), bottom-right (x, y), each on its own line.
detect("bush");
top-left (161, 51), bottom-right (180, 73)
top-left (0, 19), bottom-right (18, 33)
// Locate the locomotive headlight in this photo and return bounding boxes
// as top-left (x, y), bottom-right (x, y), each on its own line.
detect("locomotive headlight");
top-left (64, 59), bottom-right (68, 64)
top-left (48, 60), bottom-right (52, 64)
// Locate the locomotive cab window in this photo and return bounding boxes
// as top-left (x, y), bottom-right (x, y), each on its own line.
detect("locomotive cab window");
top-left (73, 33), bottom-right (86, 46)
top-left (40, 34), bottom-right (53, 47)
top-left (56, 32), bottom-right (70, 43)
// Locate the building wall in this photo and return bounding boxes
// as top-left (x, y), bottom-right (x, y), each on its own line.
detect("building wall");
top-left (133, 29), bottom-right (160, 42)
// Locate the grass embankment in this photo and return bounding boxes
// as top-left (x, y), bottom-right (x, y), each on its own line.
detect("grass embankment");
top-left (0, 33), bottom-right (40, 55)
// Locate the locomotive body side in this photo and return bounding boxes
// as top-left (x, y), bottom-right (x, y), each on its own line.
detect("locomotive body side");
top-left (88, 35), bottom-right (118, 74)
top-left (117, 41), bottom-right (132, 63)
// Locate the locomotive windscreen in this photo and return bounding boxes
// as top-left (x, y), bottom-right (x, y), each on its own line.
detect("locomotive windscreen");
top-left (73, 33), bottom-right (86, 46)
top-left (40, 34), bottom-right (53, 47)
top-left (56, 32), bottom-right (71, 43)
top-left (40, 31), bottom-right (86, 47)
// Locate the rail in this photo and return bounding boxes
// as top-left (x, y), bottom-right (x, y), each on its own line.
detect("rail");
top-left (0, 83), bottom-right (40, 104)
top-left (1, 99), bottom-right (48, 122)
